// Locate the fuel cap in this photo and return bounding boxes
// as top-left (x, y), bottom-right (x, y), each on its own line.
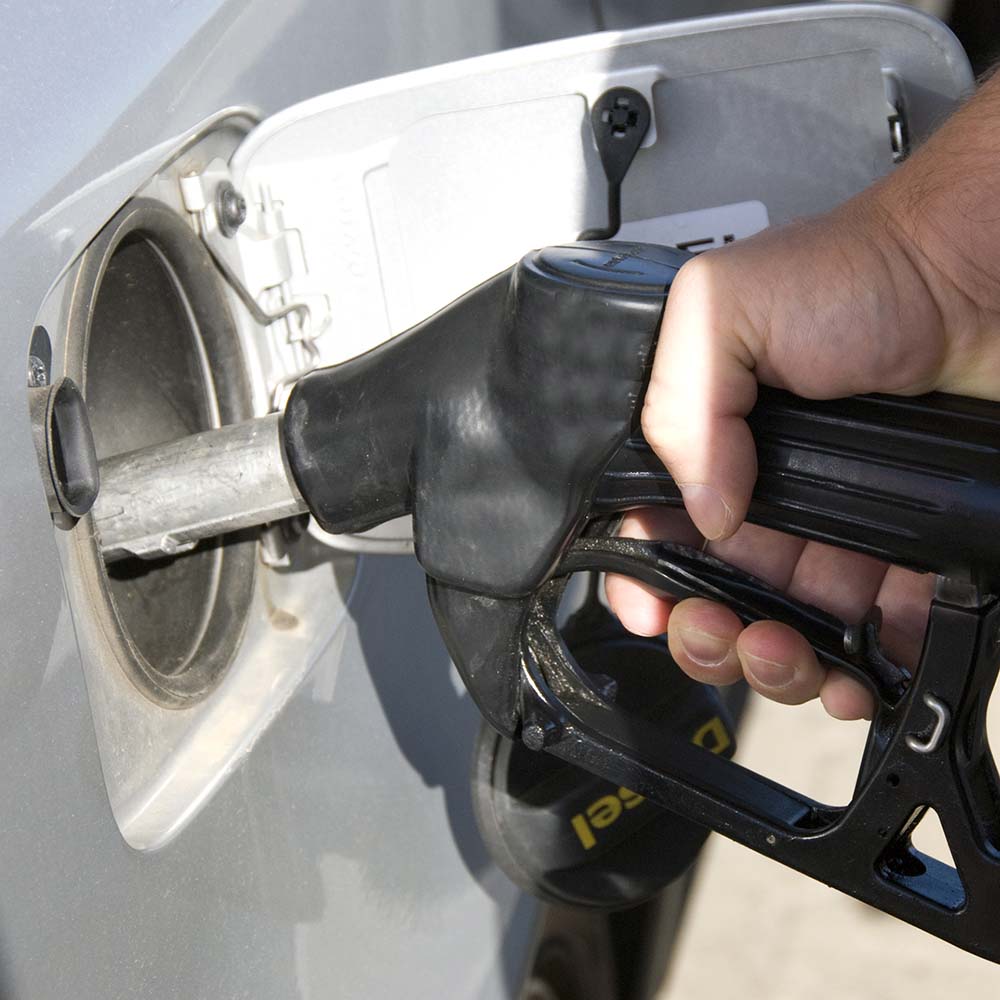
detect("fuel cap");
top-left (472, 587), bottom-right (737, 910)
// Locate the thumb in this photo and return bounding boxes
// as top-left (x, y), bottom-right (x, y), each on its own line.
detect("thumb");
top-left (642, 253), bottom-right (761, 540)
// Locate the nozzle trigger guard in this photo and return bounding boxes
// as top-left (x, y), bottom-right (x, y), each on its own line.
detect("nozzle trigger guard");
top-left (430, 533), bottom-right (1000, 962)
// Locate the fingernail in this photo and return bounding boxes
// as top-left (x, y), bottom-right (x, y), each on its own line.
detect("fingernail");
top-left (678, 484), bottom-right (733, 541)
top-left (678, 627), bottom-right (732, 667)
top-left (742, 652), bottom-right (795, 690)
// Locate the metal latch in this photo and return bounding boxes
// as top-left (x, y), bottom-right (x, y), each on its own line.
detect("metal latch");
top-left (883, 70), bottom-right (910, 163)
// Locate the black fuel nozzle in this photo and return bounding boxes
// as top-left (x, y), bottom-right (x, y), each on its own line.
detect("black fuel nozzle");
top-left (277, 240), bottom-right (1000, 953)
top-left (283, 242), bottom-right (683, 597)
top-left (284, 242), bottom-right (1000, 599)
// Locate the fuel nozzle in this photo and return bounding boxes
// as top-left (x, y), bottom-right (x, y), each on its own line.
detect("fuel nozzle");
top-left (95, 241), bottom-right (686, 572)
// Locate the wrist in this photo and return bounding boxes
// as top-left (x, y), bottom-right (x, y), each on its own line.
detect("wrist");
top-left (880, 78), bottom-right (1000, 298)
top-left (858, 110), bottom-right (1000, 395)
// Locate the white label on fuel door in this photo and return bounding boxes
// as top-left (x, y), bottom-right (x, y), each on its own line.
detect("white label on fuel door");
top-left (617, 200), bottom-right (770, 252)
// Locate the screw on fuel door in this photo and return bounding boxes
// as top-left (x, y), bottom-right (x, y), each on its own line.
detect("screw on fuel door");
top-left (579, 87), bottom-right (652, 241)
top-left (215, 181), bottom-right (247, 238)
top-left (472, 575), bottom-right (738, 910)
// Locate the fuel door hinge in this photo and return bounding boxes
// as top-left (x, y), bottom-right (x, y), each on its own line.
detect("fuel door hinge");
top-left (179, 160), bottom-right (331, 410)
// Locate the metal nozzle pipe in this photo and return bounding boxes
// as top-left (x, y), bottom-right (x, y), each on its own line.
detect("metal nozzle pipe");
top-left (93, 413), bottom-right (307, 562)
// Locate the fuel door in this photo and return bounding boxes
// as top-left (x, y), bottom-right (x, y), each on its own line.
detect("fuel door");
top-left (200, 2), bottom-right (969, 411)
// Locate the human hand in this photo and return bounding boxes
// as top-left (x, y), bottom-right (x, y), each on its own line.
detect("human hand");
top-left (607, 75), bottom-right (1000, 719)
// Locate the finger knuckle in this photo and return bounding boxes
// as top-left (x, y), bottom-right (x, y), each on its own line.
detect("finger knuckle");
top-left (639, 395), bottom-right (669, 451)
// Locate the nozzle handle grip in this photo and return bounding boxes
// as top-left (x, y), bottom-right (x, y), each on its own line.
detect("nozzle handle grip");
top-left (598, 388), bottom-right (1000, 590)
